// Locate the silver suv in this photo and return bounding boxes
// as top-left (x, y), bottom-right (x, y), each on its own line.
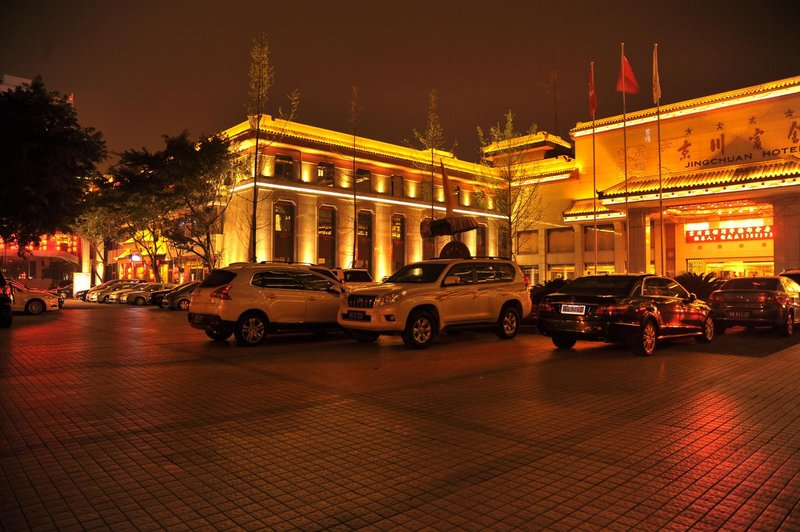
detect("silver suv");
top-left (188, 263), bottom-right (344, 346)
top-left (338, 258), bottom-right (532, 348)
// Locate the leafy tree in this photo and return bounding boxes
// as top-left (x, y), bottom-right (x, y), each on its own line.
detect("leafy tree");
top-left (411, 89), bottom-right (449, 216)
top-left (477, 110), bottom-right (544, 259)
top-left (72, 202), bottom-right (125, 283)
top-left (674, 272), bottom-right (724, 301)
top-left (0, 77), bottom-right (105, 249)
top-left (161, 132), bottom-right (242, 271)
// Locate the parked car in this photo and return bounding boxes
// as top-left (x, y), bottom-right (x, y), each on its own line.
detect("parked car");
top-left (188, 264), bottom-right (343, 345)
top-left (84, 279), bottom-right (141, 302)
top-left (0, 271), bottom-right (12, 327)
top-left (74, 289), bottom-right (89, 301)
top-left (161, 281), bottom-right (200, 310)
top-left (709, 276), bottom-right (800, 336)
top-left (150, 282), bottom-right (191, 307)
top-left (107, 285), bottom-right (142, 303)
top-left (9, 280), bottom-right (60, 315)
top-left (124, 283), bottom-right (175, 305)
top-left (88, 281), bottom-right (141, 303)
top-left (780, 269), bottom-right (800, 286)
top-left (330, 268), bottom-right (376, 290)
top-left (338, 257), bottom-right (531, 348)
top-left (537, 274), bottom-right (714, 356)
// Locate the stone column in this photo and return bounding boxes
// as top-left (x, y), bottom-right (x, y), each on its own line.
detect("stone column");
top-left (374, 204), bottom-right (391, 280)
top-left (772, 195), bottom-right (800, 273)
top-left (613, 220), bottom-right (626, 273)
top-left (628, 208), bottom-right (648, 273)
top-left (573, 224), bottom-right (586, 276)
top-left (296, 195), bottom-right (317, 264)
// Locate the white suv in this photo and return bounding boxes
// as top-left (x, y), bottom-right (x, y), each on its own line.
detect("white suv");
top-left (338, 258), bottom-right (531, 348)
top-left (188, 263), bottom-right (344, 346)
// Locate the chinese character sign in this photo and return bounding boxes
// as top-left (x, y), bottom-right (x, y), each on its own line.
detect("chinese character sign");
top-left (685, 225), bottom-right (774, 243)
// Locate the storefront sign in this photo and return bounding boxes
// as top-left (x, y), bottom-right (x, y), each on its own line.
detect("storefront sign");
top-left (685, 226), bottom-right (773, 243)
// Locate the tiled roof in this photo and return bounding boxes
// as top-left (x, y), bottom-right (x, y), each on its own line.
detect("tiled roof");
top-left (562, 198), bottom-right (615, 217)
top-left (598, 159), bottom-right (800, 199)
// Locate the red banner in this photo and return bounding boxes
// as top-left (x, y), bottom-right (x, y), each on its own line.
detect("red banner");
top-left (686, 225), bottom-right (773, 243)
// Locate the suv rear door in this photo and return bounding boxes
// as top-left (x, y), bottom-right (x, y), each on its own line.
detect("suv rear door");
top-left (439, 263), bottom-right (483, 324)
top-left (251, 269), bottom-right (306, 324)
top-left (293, 271), bottom-right (342, 325)
top-left (475, 261), bottom-right (518, 318)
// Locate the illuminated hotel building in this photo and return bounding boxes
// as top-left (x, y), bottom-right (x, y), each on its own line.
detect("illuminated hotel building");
top-left (215, 118), bottom-right (571, 282)
top-left (516, 75), bottom-right (800, 281)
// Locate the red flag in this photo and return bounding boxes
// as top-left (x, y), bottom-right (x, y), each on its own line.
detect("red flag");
top-left (440, 160), bottom-right (455, 216)
top-left (652, 44), bottom-right (662, 104)
top-left (589, 62), bottom-right (597, 119)
top-left (616, 53), bottom-right (639, 94)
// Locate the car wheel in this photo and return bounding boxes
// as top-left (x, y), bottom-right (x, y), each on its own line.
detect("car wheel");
top-left (402, 310), bottom-right (435, 349)
top-left (234, 312), bottom-right (268, 346)
top-left (551, 336), bottom-right (576, 349)
top-left (778, 310), bottom-right (794, 337)
top-left (633, 320), bottom-right (657, 356)
top-left (350, 330), bottom-right (379, 343)
top-left (135, 296), bottom-right (146, 306)
top-left (25, 299), bottom-right (45, 315)
top-left (696, 317), bottom-right (714, 343)
top-left (496, 305), bottom-right (520, 339)
top-left (177, 299), bottom-right (190, 311)
top-left (205, 329), bottom-right (232, 341)
top-left (102, 295), bottom-right (110, 303)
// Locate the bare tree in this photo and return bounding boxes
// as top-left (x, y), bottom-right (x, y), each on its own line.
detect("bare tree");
top-left (477, 110), bottom-right (544, 259)
top-left (241, 34), bottom-right (300, 262)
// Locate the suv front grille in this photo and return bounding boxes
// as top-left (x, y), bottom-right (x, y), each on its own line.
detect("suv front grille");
top-left (348, 295), bottom-right (376, 308)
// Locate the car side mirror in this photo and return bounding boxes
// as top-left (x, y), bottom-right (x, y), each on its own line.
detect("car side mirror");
top-left (687, 293), bottom-right (697, 302)
top-left (443, 275), bottom-right (461, 286)
top-left (328, 284), bottom-right (343, 295)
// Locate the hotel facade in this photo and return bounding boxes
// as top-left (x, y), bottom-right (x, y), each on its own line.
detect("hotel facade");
top-left (105, 76), bottom-right (800, 286)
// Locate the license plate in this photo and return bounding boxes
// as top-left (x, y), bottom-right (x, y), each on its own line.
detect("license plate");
top-left (728, 311), bottom-right (750, 318)
top-left (345, 310), bottom-right (369, 321)
top-left (560, 304), bottom-right (586, 315)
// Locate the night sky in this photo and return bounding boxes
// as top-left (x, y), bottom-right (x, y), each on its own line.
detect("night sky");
top-left (1, 1), bottom-right (796, 166)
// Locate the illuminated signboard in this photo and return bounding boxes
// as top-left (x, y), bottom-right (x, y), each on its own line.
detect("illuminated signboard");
top-left (685, 225), bottom-right (773, 243)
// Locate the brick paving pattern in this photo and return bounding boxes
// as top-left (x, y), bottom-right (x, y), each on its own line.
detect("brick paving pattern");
top-left (1, 304), bottom-right (800, 529)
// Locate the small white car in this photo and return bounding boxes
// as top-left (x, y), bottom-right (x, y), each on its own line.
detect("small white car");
top-left (338, 258), bottom-right (531, 348)
top-left (188, 263), bottom-right (345, 346)
top-left (9, 280), bottom-right (60, 315)
top-left (330, 268), bottom-right (377, 290)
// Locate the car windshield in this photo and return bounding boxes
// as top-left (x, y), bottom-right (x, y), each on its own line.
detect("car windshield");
top-left (345, 271), bottom-right (372, 282)
top-left (559, 275), bottom-right (639, 296)
top-left (386, 263), bottom-right (448, 283)
top-left (722, 278), bottom-right (780, 291)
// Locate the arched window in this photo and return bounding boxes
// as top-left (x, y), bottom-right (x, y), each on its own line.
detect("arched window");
top-left (273, 201), bottom-right (295, 262)
top-left (318, 206), bottom-right (336, 267)
top-left (391, 215), bottom-right (406, 273)
top-left (356, 210), bottom-right (373, 274)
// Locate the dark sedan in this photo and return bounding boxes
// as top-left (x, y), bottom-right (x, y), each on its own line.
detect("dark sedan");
top-left (709, 276), bottom-right (800, 336)
top-left (537, 274), bottom-right (714, 356)
top-left (161, 281), bottom-right (200, 310)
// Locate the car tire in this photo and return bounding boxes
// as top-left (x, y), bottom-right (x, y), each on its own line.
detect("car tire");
top-left (551, 336), bottom-right (576, 349)
top-left (696, 317), bottom-right (714, 343)
top-left (402, 310), bottom-right (435, 349)
top-left (350, 330), bottom-right (379, 343)
top-left (496, 305), bottom-right (520, 340)
top-left (633, 320), bottom-right (658, 356)
top-left (205, 329), bottom-right (232, 341)
top-left (778, 310), bottom-right (794, 337)
top-left (177, 299), bottom-right (190, 311)
top-left (234, 312), bottom-right (268, 346)
top-left (25, 299), bottom-right (45, 315)
top-left (135, 296), bottom-right (147, 306)
top-left (102, 295), bottom-right (110, 303)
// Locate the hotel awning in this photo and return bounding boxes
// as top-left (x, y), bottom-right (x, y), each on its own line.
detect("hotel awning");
top-left (420, 216), bottom-right (479, 237)
top-left (562, 198), bottom-right (622, 222)
top-left (598, 159), bottom-right (800, 202)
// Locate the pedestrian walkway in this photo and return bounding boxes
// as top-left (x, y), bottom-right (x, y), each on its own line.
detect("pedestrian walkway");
top-left (1, 307), bottom-right (799, 529)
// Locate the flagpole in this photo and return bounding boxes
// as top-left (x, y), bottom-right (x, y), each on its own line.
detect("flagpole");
top-left (590, 62), bottom-right (598, 274)
top-left (654, 43), bottom-right (665, 276)
top-left (621, 43), bottom-right (630, 273)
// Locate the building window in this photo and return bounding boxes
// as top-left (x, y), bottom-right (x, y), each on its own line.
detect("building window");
top-left (390, 175), bottom-right (404, 198)
top-left (318, 206), bottom-right (336, 267)
top-left (547, 227), bottom-right (574, 253)
top-left (356, 211), bottom-right (373, 274)
top-left (274, 154), bottom-right (295, 180)
top-left (517, 230), bottom-right (538, 254)
top-left (355, 169), bottom-right (372, 193)
top-left (498, 225), bottom-right (510, 258)
top-left (584, 225), bottom-right (615, 251)
top-left (391, 215), bottom-right (405, 273)
top-left (273, 201), bottom-right (295, 262)
top-left (422, 217), bottom-right (436, 260)
top-left (317, 162), bottom-right (335, 186)
top-left (476, 225), bottom-right (487, 257)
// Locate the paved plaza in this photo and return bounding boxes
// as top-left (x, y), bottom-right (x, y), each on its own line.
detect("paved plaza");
top-left (1, 303), bottom-right (800, 530)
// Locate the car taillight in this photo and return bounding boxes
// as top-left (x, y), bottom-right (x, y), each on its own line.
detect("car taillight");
top-left (708, 292), bottom-right (723, 305)
top-left (757, 292), bottom-right (785, 305)
top-left (523, 273), bottom-right (531, 289)
top-left (538, 302), bottom-right (554, 313)
top-left (211, 285), bottom-right (232, 300)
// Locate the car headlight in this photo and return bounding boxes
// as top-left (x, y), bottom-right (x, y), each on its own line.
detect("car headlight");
top-left (375, 291), bottom-right (404, 307)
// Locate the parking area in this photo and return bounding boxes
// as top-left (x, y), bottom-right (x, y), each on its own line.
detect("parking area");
top-left (2, 303), bottom-right (800, 529)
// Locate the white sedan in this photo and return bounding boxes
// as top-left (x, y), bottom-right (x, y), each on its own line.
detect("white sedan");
top-left (9, 280), bottom-right (60, 315)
